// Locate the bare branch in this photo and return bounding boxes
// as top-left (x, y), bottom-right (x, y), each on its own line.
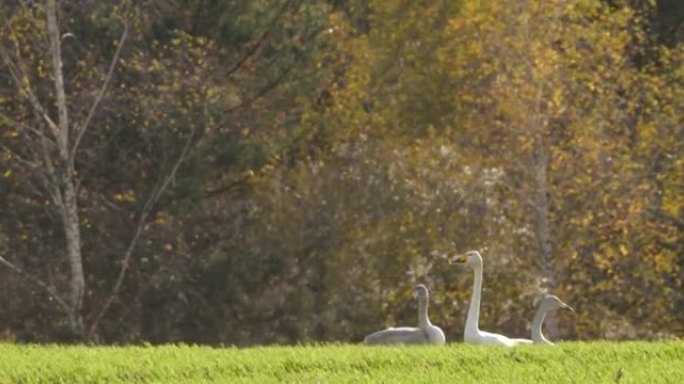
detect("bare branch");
top-left (190, 0), bottom-right (206, 36)
top-left (223, 0), bottom-right (293, 77)
top-left (0, 254), bottom-right (72, 316)
top-left (0, 42), bottom-right (60, 136)
top-left (88, 129), bottom-right (198, 338)
top-left (72, 18), bottom-right (128, 158)
top-left (0, 125), bottom-right (61, 207)
top-left (0, 143), bottom-right (40, 169)
top-left (0, 20), bottom-right (60, 144)
top-left (34, 117), bottom-right (64, 209)
top-left (0, 110), bottom-right (56, 143)
top-left (649, 207), bottom-right (684, 230)
top-left (203, 170), bottom-right (254, 198)
top-left (226, 64), bottom-right (294, 113)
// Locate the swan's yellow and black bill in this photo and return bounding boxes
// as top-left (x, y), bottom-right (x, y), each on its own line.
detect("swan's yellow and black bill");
top-left (561, 304), bottom-right (575, 312)
top-left (449, 254), bottom-right (468, 264)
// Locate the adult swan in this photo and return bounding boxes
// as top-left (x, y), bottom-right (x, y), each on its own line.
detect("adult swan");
top-left (363, 284), bottom-right (446, 345)
top-left (451, 250), bottom-right (532, 346)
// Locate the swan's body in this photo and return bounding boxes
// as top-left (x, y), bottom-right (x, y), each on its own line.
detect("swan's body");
top-left (363, 284), bottom-right (446, 345)
top-left (363, 326), bottom-right (434, 344)
top-left (452, 250), bottom-right (532, 347)
top-left (465, 330), bottom-right (531, 346)
top-left (531, 294), bottom-right (573, 345)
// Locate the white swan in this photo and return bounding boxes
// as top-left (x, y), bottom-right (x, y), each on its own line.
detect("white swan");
top-left (451, 250), bottom-right (532, 346)
top-left (531, 294), bottom-right (573, 345)
top-left (363, 284), bottom-right (446, 345)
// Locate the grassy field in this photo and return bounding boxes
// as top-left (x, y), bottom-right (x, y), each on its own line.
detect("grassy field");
top-left (0, 341), bottom-right (682, 383)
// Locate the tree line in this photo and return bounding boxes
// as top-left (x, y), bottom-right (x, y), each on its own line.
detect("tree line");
top-left (1, 0), bottom-right (683, 344)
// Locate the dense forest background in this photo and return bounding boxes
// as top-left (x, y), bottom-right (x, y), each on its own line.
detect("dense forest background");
top-left (1, 0), bottom-right (683, 344)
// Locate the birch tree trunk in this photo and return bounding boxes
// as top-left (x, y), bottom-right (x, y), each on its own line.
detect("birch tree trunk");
top-left (2, 0), bottom-right (186, 340)
top-left (46, 0), bottom-right (85, 336)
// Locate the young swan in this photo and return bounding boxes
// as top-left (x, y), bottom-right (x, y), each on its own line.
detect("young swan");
top-left (363, 284), bottom-right (446, 345)
top-left (451, 250), bottom-right (532, 347)
top-left (531, 294), bottom-right (574, 345)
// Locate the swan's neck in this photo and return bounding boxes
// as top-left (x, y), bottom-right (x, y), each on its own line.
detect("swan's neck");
top-left (418, 297), bottom-right (431, 328)
top-left (466, 265), bottom-right (482, 333)
top-left (531, 307), bottom-right (548, 343)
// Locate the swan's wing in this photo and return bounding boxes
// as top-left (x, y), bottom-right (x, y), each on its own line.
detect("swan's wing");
top-left (477, 331), bottom-right (520, 347)
top-left (510, 338), bottom-right (533, 345)
top-left (363, 327), bottom-right (429, 345)
top-left (425, 325), bottom-right (446, 345)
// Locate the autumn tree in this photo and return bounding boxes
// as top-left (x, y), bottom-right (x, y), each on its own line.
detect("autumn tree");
top-left (1, 0), bottom-right (683, 344)
top-left (0, 0), bottom-right (336, 342)
top-left (440, 0), bottom-right (684, 338)
top-left (293, 0), bottom-right (684, 340)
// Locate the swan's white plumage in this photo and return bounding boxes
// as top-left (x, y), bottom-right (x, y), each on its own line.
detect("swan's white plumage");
top-left (363, 327), bottom-right (430, 344)
top-left (363, 284), bottom-right (446, 345)
top-left (451, 250), bottom-right (529, 347)
top-left (465, 331), bottom-right (531, 346)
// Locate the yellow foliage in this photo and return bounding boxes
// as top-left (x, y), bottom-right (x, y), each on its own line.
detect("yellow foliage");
top-left (113, 190), bottom-right (136, 203)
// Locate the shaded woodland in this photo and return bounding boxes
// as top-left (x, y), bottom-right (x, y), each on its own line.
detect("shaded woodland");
top-left (1, 0), bottom-right (684, 344)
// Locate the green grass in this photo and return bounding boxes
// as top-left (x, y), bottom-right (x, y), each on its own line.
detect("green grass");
top-left (0, 341), bottom-right (682, 383)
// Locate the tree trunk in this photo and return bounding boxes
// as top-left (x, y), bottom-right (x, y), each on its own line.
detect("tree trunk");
top-left (62, 177), bottom-right (85, 336)
top-left (532, 149), bottom-right (554, 288)
top-left (47, 0), bottom-right (85, 338)
top-left (531, 143), bottom-right (559, 338)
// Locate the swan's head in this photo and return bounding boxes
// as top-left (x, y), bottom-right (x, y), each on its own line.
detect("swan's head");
top-left (539, 294), bottom-right (574, 313)
top-left (413, 284), bottom-right (429, 300)
top-left (449, 250), bottom-right (483, 268)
